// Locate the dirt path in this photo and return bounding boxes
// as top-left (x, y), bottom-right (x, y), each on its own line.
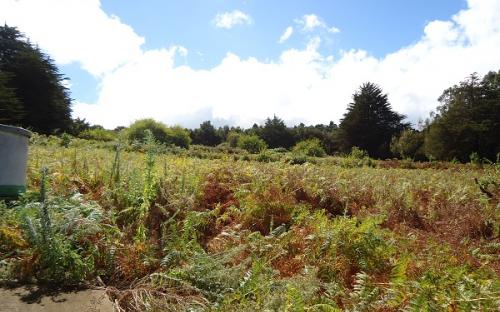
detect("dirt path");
top-left (0, 285), bottom-right (114, 312)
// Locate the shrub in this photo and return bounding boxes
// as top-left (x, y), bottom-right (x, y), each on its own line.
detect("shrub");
top-left (256, 151), bottom-right (279, 163)
top-left (293, 138), bottom-right (326, 157)
top-left (339, 147), bottom-right (375, 168)
top-left (226, 131), bottom-right (240, 148)
top-left (286, 153), bottom-right (309, 165)
top-left (390, 129), bottom-right (425, 160)
top-left (127, 119), bottom-right (191, 148)
top-left (166, 125), bottom-right (191, 149)
top-left (127, 119), bottom-right (170, 144)
top-left (60, 133), bottom-right (72, 147)
top-left (78, 128), bottom-right (117, 142)
top-left (237, 134), bottom-right (267, 154)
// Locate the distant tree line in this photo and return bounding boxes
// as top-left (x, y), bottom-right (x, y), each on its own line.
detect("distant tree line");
top-left (1, 25), bottom-right (499, 162)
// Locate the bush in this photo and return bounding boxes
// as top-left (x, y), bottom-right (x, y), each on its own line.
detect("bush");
top-left (256, 151), bottom-right (279, 163)
top-left (237, 134), bottom-right (267, 154)
top-left (293, 138), bottom-right (326, 157)
top-left (226, 131), bottom-right (240, 148)
top-left (390, 129), bottom-right (425, 160)
top-left (127, 119), bottom-right (191, 148)
top-left (166, 125), bottom-right (191, 149)
top-left (127, 119), bottom-right (170, 144)
top-left (339, 147), bottom-right (375, 168)
top-left (78, 127), bottom-right (117, 142)
top-left (288, 154), bottom-right (309, 165)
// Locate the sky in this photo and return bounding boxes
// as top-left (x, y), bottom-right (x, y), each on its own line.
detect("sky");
top-left (1, 0), bottom-right (500, 129)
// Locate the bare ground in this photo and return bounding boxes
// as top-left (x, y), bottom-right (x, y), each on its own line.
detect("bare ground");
top-left (0, 284), bottom-right (114, 312)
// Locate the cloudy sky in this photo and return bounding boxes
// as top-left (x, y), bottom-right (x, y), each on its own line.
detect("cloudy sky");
top-left (1, 0), bottom-right (500, 129)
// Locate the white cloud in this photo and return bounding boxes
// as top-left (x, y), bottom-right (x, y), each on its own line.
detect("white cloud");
top-left (296, 14), bottom-right (340, 33)
top-left (2, 0), bottom-right (500, 129)
top-left (0, 0), bottom-right (144, 77)
top-left (213, 10), bottom-right (252, 29)
top-left (279, 26), bottom-right (294, 43)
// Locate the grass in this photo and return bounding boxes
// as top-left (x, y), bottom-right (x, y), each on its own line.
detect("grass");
top-left (1, 136), bottom-right (499, 311)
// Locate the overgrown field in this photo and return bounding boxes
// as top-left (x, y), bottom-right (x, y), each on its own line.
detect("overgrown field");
top-left (1, 139), bottom-right (499, 311)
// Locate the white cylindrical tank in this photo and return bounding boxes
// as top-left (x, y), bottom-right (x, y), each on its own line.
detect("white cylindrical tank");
top-left (0, 124), bottom-right (32, 199)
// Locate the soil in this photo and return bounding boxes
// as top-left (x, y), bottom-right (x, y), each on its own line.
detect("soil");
top-left (0, 284), bottom-right (114, 312)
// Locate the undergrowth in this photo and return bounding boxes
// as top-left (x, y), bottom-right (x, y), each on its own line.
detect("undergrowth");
top-left (1, 138), bottom-right (499, 311)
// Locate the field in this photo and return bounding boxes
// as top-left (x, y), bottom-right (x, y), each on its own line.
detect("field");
top-left (1, 137), bottom-right (499, 311)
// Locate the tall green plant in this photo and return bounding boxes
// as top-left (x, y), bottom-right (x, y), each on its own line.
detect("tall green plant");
top-left (136, 129), bottom-right (158, 241)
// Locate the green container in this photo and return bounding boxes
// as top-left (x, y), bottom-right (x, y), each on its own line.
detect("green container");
top-left (0, 124), bottom-right (32, 199)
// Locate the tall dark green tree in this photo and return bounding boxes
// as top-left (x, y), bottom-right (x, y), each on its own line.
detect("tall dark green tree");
top-left (0, 25), bottom-right (72, 133)
top-left (191, 120), bottom-right (222, 146)
top-left (424, 72), bottom-right (500, 161)
top-left (339, 83), bottom-right (409, 158)
top-left (260, 115), bottom-right (294, 149)
top-left (0, 70), bottom-right (23, 124)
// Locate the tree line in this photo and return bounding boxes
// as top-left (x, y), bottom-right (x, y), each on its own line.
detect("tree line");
top-left (1, 25), bottom-right (499, 162)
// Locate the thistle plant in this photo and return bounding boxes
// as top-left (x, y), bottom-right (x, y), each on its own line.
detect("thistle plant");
top-left (136, 129), bottom-right (158, 242)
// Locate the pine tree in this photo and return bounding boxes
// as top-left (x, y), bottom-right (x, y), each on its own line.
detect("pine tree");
top-left (0, 70), bottom-right (23, 124)
top-left (260, 115), bottom-right (294, 149)
top-left (339, 83), bottom-right (409, 158)
top-left (191, 120), bottom-right (222, 146)
top-left (0, 25), bottom-right (72, 133)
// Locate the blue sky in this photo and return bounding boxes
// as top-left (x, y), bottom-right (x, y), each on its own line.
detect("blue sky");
top-left (67, 0), bottom-right (465, 103)
top-left (2, 0), bottom-right (500, 128)
top-left (102, 0), bottom-right (464, 61)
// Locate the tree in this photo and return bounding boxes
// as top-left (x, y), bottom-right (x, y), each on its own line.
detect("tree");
top-left (338, 83), bottom-right (409, 158)
top-left (390, 129), bottom-right (425, 160)
top-left (260, 115), bottom-right (294, 149)
top-left (0, 70), bottom-right (23, 124)
top-left (191, 120), bottom-right (221, 146)
top-left (167, 125), bottom-right (191, 149)
top-left (0, 25), bottom-right (72, 133)
top-left (424, 72), bottom-right (500, 161)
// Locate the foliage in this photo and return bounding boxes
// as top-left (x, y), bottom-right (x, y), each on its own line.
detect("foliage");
top-left (424, 71), bottom-right (500, 162)
top-left (293, 138), bottom-right (326, 157)
top-left (339, 82), bottom-right (410, 159)
top-left (237, 134), bottom-right (267, 154)
top-left (127, 118), bottom-right (170, 144)
top-left (191, 120), bottom-right (222, 146)
top-left (78, 127), bottom-right (117, 142)
top-left (0, 70), bottom-right (23, 124)
top-left (0, 25), bottom-right (72, 133)
top-left (1, 138), bottom-right (498, 311)
top-left (339, 146), bottom-right (375, 168)
top-left (292, 122), bottom-right (338, 155)
top-left (226, 131), bottom-right (241, 148)
top-left (166, 125), bottom-right (191, 149)
top-left (260, 115), bottom-right (295, 149)
top-left (390, 129), bottom-right (426, 160)
top-left (126, 119), bottom-right (191, 148)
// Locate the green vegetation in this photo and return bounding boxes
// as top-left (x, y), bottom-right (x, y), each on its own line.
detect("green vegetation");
top-left (0, 25), bottom-right (72, 133)
top-left (293, 138), bottom-right (326, 157)
top-left (237, 134), bottom-right (267, 153)
top-left (424, 72), bottom-right (500, 162)
top-left (1, 137), bottom-right (499, 311)
top-left (390, 129), bottom-right (425, 160)
top-left (127, 119), bottom-right (191, 148)
top-left (338, 82), bottom-right (410, 159)
top-left (78, 127), bottom-right (118, 142)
